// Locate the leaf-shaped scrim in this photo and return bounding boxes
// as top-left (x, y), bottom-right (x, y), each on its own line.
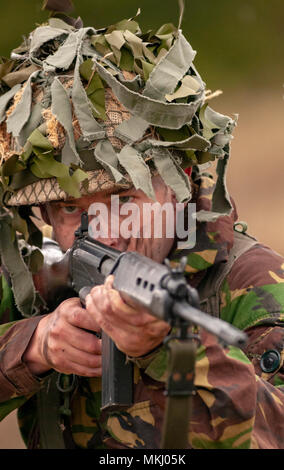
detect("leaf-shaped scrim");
top-left (29, 26), bottom-right (69, 65)
top-left (114, 115), bottom-right (149, 144)
top-left (1, 65), bottom-right (39, 89)
top-left (107, 9), bottom-right (141, 35)
top-left (0, 218), bottom-right (36, 317)
top-left (18, 102), bottom-right (43, 147)
top-left (143, 32), bottom-right (197, 102)
top-left (11, 207), bottom-right (28, 240)
top-left (51, 77), bottom-right (80, 166)
top-left (91, 35), bottom-right (112, 58)
top-left (117, 145), bottom-right (155, 200)
top-left (27, 128), bottom-right (88, 197)
top-left (28, 128), bottom-right (53, 151)
top-left (199, 103), bottom-right (236, 156)
top-left (165, 75), bottom-right (201, 102)
top-left (57, 168), bottom-right (88, 198)
top-left (79, 58), bottom-right (107, 122)
top-left (1, 155), bottom-right (25, 176)
top-left (105, 30), bottom-right (126, 64)
top-left (6, 71), bottom-right (40, 138)
top-left (44, 32), bottom-right (78, 70)
top-left (0, 84), bottom-right (21, 123)
top-left (27, 129), bottom-right (68, 178)
top-left (44, 27), bottom-right (107, 142)
top-left (196, 155), bottom-right (232, 222)
top-left (141, 60), bottom-right (155, 81)
top-left (123, 30), bottom-right (144, 60)
top-left (152, 148), bottom-right (191, 203)
top-left (94, 140), bottom-right (125, 183)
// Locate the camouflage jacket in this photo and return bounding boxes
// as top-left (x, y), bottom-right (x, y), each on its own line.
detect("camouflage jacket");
top-left (0, 174), bottom-right (284, 449)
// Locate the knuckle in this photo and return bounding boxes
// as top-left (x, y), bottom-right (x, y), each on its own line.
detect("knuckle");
top-left (86, 355), bottom-right (101, 369)
top-left (70, 308), bottom-right (84, 325)
top-left (85, 336), bottom-right (99, 354)
top-left (50, 321), bottom-right (64, 339)
top-left (48, 338), bottom-right (59, 356)
top-left (57, 297), bottom-right (79, 312)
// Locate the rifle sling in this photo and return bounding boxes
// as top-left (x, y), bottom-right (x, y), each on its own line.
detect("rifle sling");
top-left (37, 371), bottom-right (76, 449)
top-left (161, 338), bottom-right (196, 449)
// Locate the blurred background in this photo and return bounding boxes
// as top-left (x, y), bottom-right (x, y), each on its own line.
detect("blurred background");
top-left (0, 0), bottom-right (283, 449)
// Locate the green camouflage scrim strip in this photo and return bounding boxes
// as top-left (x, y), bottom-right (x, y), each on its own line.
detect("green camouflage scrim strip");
top-left (0, 218), bottom-right (36, 318)
top-left (6, 71), bottom-right (40, 138)
top-left (0, 84), bottom-right (21, 123)
top-left (94, 140), bottom-right (126, 183)
top-left (51, 77), bottom-right (81, 166)
top-left (0, 275), bottom-right (20, 323)
top-left (94, 60), bottom-right (204, 130)
top-left (117, 145), bottom-right (155, 200)
top-left (142, 32), bottom-right (197, 101)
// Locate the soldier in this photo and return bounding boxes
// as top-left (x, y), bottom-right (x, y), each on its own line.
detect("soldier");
top-left (0, 1), bottom-right (283, 449)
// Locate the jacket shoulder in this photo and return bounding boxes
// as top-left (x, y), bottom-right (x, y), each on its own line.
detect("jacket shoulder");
top-left (221, 242), bottom-right (284, 330)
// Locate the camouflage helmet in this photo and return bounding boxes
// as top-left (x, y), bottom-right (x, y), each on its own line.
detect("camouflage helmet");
top-left (0, 0), bottom-right (235, 207)
top-left (0, 0), bottom-right (236, 317)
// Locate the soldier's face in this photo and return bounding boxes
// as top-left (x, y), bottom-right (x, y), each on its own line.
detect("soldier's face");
top-left (40, 176), bottom-right (177, 262)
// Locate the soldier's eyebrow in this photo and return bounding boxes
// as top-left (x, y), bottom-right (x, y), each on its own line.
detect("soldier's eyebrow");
top-left (50, 188), bottom-right (133, 206)
top-left (51, 200), bottom-right (79, 206)
top-left (104, 188), bottom-right (134, 196)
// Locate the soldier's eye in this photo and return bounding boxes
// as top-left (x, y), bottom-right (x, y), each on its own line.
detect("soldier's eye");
top-left (119, 195), bottom-right (133, 204)
top-left (62, 206), bottom-right (80, 214)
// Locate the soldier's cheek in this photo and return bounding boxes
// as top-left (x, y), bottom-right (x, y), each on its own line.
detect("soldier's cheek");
top-left (52, 219), bottom-right (78, 251)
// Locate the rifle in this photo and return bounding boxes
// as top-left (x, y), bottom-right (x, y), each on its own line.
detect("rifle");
top-left (35, 212), bottom-right (247, 447)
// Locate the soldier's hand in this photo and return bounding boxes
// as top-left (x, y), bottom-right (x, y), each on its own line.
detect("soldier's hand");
top-left (86, 275), bottom-right (170, 357)
top-left (23, 297), bottom-right (102, 377)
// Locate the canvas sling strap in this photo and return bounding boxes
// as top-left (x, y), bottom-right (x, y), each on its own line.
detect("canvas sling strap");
top-left (161, 336), bottom-right (197, 449)
top-left (37, 371), bottom-right (77, 448)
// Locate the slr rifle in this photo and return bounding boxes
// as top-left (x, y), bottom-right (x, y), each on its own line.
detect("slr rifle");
top-left (35, 212), bottom-right (247, 448)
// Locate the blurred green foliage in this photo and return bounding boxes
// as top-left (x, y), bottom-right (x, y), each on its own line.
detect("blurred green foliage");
top-left (0, 0), bottom-right (283, 91)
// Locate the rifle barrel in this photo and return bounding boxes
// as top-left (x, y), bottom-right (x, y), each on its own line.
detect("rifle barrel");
top-left (173, 301), bottom-right (247, 348)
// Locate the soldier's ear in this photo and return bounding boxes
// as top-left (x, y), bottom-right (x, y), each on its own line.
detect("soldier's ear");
top-left (39, 204), bottom-right (51, 225)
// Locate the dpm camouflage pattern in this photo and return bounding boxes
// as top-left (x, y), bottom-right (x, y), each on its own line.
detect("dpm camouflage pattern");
top-left (0, 174), bottom-right (284, 449)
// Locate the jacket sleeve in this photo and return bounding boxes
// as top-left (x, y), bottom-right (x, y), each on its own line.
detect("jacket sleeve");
top-left (0, 271), bottom-right (44, 420)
